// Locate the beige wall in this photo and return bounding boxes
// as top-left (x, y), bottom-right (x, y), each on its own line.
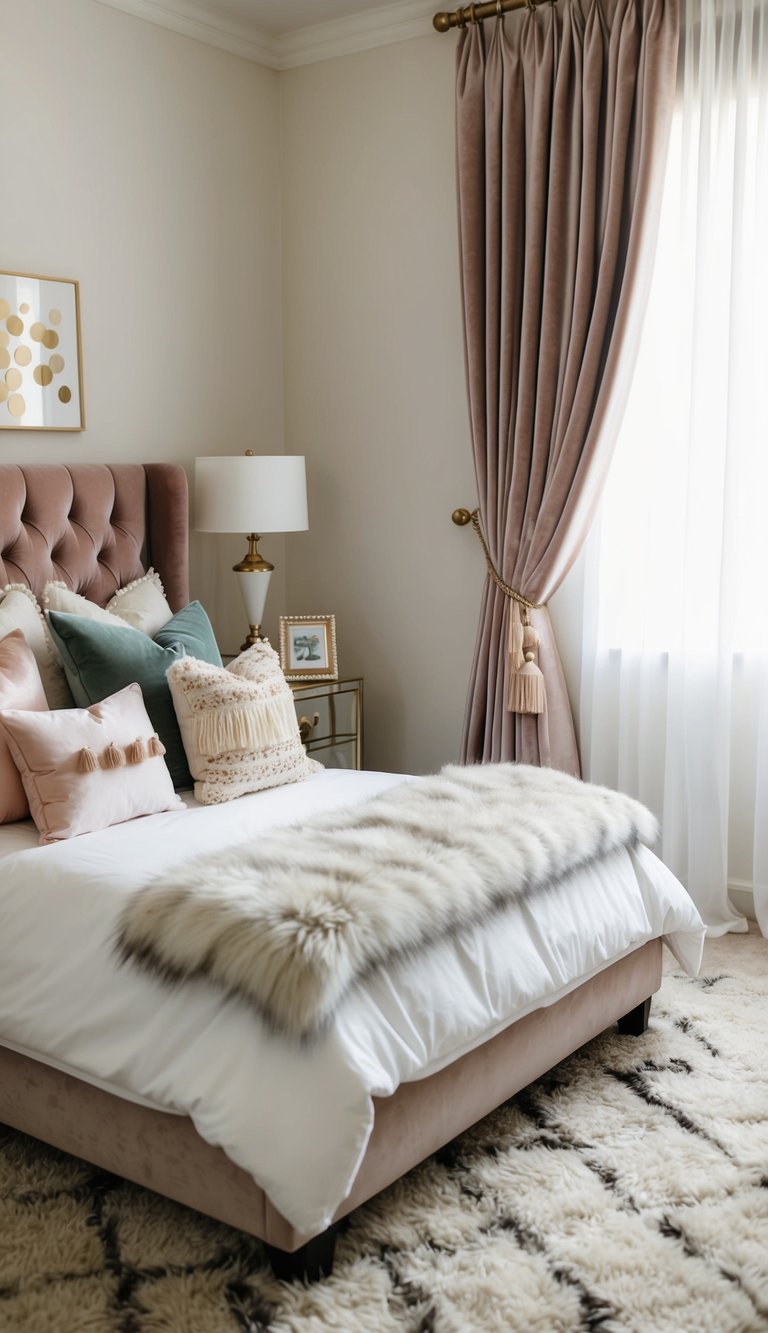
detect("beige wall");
top-left (281, 38), bottom-right (484, 775)
top-left (0, 0), bottom-right (285, 653)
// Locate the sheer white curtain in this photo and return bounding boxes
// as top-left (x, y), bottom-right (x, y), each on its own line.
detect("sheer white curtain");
top-left (579, 0), bottom-right (768, 936)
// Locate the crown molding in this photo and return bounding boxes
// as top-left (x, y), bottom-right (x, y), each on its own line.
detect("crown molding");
top-left (276, 1), bottom-right (436, 68)
top-left (94, 0), bottom-right (436, 69)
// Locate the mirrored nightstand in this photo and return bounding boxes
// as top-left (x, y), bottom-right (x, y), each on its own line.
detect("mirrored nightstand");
top-left (289, 677), bottom-right (363, 770)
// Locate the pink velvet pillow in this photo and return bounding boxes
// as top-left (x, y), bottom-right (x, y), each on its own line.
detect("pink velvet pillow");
top-left (0, 682), bottom-right (183, 844)
top-left (0, 630), bottom-right (49, 823)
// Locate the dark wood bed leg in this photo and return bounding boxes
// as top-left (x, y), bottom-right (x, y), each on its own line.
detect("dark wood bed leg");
top-left (617, 996), bottom-right (652, 1036)
top-left (265, 1224), bottom-right (338, 1282)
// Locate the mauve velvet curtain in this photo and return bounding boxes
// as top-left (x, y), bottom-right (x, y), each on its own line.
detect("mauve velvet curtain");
top-left (457, 0), bottom-right (679, 772)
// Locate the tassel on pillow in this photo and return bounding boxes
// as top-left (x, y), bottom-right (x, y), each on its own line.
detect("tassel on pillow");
top-left (77, 747), bottom-right (99, 773)
top-left (148, 734), bottom-right (166, 757)
top-left (127, 737), bottom-right (147, 765)
top-left (101, 741), bottom-right (127, 770)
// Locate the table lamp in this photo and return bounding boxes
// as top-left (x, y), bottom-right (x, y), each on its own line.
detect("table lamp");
top-left (195, 452), bottom-right (308, 649)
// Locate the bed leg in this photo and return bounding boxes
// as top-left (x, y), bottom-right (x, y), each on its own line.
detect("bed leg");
top-left (617, 996), bottom-right (652, 1036)
top-left (265, 1224), bottom-right (338, 1282)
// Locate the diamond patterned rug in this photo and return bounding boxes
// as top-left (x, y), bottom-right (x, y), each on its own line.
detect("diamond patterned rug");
top-left (1, 928), bottom-right (766, 1332)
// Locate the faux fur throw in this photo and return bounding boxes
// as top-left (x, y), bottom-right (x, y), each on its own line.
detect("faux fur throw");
top-left (116, 764), bottom-right (658, 1042)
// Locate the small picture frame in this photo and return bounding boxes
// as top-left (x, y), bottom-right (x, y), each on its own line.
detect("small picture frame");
top-left (280, 614), bottom-right (338, 681)
top-left (0, 270), bottom-right (84, 430)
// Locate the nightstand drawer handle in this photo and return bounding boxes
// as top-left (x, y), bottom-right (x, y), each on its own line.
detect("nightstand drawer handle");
top-left (298, 712), bottom-right (321, 743)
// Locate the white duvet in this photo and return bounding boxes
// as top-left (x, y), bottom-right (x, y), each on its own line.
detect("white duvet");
top-left (0, 768), bottom-right (705, 1234)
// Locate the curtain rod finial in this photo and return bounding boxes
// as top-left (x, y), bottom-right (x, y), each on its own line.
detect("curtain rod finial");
top-left (433, 11), bottom-right (452, 30)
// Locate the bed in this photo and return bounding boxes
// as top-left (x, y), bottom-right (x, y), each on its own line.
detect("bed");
top-left (0, 462), bottom-right (705, 1279)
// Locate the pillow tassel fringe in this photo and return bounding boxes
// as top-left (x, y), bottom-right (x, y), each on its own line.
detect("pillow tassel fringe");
top-left (77, 746), bottom-right (99, 773)
top-left (101, 742), bottom-right (127, 770)
top-left (195, 694), bottom-right (297, 757)
top-left (148, 734), bottom-right (166, 757)
top-left (127, 737), bottom-right (147, 764)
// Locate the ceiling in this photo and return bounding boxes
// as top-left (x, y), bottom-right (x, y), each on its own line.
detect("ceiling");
top-left (204, 0), bottom-right (405, 37)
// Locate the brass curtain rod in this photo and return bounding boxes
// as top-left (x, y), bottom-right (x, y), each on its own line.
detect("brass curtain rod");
top-left (433, 0), bottom-right (548, 33)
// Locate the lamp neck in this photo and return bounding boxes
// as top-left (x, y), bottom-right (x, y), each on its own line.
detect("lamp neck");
top-left (232, 533), bottom-right (274, 574)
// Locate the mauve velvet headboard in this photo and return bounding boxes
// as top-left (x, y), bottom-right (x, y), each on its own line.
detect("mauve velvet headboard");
top-left (0, 463), bottom-right (189, 612)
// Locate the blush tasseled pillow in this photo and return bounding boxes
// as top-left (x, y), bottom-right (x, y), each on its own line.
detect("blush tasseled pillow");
top-left (0, 683), bottom-right (183, 844)
top-left (167, 640), bottom-right (321, 805)
top-left (0, 630), bottom-right (49, 823)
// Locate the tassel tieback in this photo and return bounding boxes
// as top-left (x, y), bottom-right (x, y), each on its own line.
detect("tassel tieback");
top-left (468, 509), bottom-right (545, 612)
top-left (76, 735), bottom-right (166, 772)
top-left (508, 606), bottom-right (546, 716)
top-left (466, 508), bottom-right (548, 716)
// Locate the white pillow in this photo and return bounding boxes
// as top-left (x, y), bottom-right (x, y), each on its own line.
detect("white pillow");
top-left (167, 640), bottom-right (321, 806)
top-left (0, 584), bottom-right (72, 709)
top-left (106, 570), bottom-right (173, 634)
top-left (43, 569), bottom-right (173, 637)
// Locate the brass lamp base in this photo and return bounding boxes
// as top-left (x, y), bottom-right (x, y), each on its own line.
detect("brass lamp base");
top-left (232, 534), bottom-right (274, 575)
top-left (233, 534), bottom-right (274, 653)
top-left (240, 623), bottom-right (265, 652)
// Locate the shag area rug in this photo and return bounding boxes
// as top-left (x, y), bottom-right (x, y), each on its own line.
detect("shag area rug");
top-left (1, 929), bottom-right (766, 1333)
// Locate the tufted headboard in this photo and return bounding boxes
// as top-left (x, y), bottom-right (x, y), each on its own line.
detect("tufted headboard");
top-left (0, 464), bottom-right (189, 611)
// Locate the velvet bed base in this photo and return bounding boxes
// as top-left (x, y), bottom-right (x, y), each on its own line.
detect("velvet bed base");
top-left (0, 464), bottom-right (663, 1272)
top-left (0, 940), bottom-right (662, 1258)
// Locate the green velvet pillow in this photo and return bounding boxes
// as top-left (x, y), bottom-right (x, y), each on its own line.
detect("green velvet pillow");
top-left (46, 602), bottom-right (222, 789)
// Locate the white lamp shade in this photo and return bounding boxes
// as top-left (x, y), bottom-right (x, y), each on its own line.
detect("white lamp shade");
top-left (195, 455), bottom-right (308, 534)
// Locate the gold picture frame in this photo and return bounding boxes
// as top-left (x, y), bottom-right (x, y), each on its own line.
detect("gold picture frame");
top-left (279, 614), bottom-right (338, 681)
top-left (0, 270), bottom-right (84, 430)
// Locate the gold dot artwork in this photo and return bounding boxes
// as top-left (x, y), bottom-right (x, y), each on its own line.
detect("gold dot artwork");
top-left (1, 294), bottom-right (72, 423)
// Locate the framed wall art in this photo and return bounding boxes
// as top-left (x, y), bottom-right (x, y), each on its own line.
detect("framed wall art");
top-left (0, 271), bottom-right (84, 430)
top-left (279, 614), bottom-right (338, 681)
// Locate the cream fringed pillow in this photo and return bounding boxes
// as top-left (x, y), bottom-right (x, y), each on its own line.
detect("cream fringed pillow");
top-left (167, 641), bottom-right (321, 805)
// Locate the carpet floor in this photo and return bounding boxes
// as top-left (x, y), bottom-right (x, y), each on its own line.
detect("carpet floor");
top-left (1, 927), bottom-right (766, 1332)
